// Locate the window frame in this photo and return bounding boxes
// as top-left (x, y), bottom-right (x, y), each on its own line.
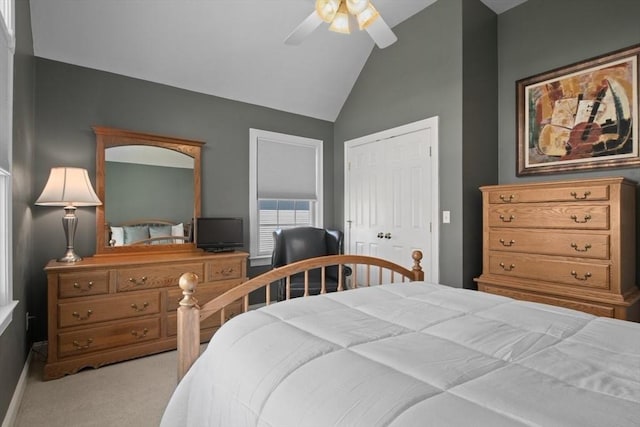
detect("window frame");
top-left (249, 129), bottom-right (323, 266)
top-left (0, 0), bottom-right (15, 336)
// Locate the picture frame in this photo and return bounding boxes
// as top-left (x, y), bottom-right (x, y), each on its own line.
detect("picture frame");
top-left (516, 44), bottom-right (640, 176)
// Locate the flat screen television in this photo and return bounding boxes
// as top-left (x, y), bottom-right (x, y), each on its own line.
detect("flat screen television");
top-left (195, 217), bottom-right (244, 252)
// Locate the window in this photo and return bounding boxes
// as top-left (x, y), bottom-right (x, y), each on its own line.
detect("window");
top-left (258, 200), bottom-right (313, 254)
top-left (0, 0), bottom-right (15, 336)
top-left (249, 129), bottom-right (323, 265)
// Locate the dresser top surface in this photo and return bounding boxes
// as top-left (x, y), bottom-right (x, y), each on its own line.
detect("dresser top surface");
top-left (44, 250), bottom-right (249, 272)
top-left (479, 176), bottom-right (636, 192)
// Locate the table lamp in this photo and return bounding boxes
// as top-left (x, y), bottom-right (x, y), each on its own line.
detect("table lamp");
top-left (35, 167), bottom-right (102, 262)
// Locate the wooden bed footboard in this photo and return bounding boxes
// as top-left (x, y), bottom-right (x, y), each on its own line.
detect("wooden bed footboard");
top-left (176, 250), bottom-right (424, 381)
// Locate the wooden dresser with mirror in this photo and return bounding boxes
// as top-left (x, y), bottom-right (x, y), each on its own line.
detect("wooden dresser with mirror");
top-left (44, 127), bottom-right (247, 380)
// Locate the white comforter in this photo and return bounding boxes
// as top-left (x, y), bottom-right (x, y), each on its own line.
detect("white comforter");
top-left (161, 282), bottom-right (640, 426)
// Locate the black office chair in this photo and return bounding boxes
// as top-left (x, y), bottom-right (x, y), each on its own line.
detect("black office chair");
top-left (271, 227), bottom-right (351, 300)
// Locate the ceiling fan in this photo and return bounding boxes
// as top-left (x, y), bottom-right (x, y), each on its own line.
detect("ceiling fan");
top-left (285, 0), bottom-right (398, 49)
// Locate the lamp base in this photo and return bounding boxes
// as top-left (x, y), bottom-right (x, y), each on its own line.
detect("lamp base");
top-left (58, 206), bottom-right (82, 263)
top-left (57, 248), bottom-right (82, 263)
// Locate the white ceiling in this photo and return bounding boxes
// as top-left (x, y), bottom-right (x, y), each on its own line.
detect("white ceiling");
top-left (29, 0), bottom-right (527, 122)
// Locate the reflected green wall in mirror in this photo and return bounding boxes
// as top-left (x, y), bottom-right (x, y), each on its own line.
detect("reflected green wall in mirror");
top-left (105, 161), bottom-right (194, 225)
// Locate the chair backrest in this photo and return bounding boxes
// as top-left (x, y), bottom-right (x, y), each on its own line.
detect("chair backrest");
top-left (271, 227), bottom-right (344, 268)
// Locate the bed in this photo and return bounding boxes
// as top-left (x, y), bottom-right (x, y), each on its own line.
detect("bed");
top-left (161, 251), bottom-right (640, 426)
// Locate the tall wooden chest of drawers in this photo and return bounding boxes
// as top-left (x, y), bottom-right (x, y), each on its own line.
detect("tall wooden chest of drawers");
top-left (474, 177), bottom-right (640, 321)
top-left (44, 250), bottom-right (248, 380)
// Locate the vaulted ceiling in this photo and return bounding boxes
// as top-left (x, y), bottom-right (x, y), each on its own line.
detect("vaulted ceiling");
top-left (29, 0), bottom-right (527, 121)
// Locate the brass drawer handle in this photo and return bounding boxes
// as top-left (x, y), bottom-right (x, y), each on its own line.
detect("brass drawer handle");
top-left (570, 191), bottom-right (591, 200)
top-left (72, 309), bottom-right (93, 320)
top-left (218, 268), bottom-right (235, 276)
top-left (499, 214), bottom-right (516, 223)
top-left (72, 338), bottom-right (93, 350)
top-left (128, 276), bottom-right (148, 286)
top-left (130, 302), bottom-right (149, 312)
top-left (499, 194), bottom-right (515, 202)
top-left (571, 271), bottom-right (592, 281)
top-left (384, 232), bottom-right (392, 239)
top-left (73, 281), bottom-right (94, 291)
top-left (570, 243), bottom-right (592, 252)
top-left (499, 239), bottom-right (515, 247)
top-left (570, 214), bottom-right (592, 223)
top-left (131, 328), bottom-right (149, 339)
top-left (499, 262), bottom-right (515, 271)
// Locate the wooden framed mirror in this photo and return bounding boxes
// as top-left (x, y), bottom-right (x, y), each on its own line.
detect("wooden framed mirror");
top-left (94, 126), bottom-right (204, 255)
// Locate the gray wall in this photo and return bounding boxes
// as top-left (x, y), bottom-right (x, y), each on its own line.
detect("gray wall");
top-left (334, 0), bottom-right (498, 288)
top-left (1, 0), bottom-right (35, 420)
top-left (462, 0), bottom-right (498, 289)
top-left (498, 0), bottom-right (640, 184)
top-left (31, 59), bottom-right (334, 341)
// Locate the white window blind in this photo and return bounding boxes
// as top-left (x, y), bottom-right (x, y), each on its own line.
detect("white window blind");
top-left (257, 139), bottom-right (318, 200)
top-left (249, 129), bottom-right (323, 265)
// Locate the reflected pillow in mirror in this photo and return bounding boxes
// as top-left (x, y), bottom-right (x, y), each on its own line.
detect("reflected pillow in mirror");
top-left (123, 225), bottom-right (150, 244)
top-left (110, 226), bottom-right (124, 246)
top-left (172, 223), bottom-right (184, 244)
top-left (150, 224), bottom-right (172, 245)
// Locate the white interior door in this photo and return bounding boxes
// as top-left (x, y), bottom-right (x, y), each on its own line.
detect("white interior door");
top-left (345, 117), bottom-right (439, 283)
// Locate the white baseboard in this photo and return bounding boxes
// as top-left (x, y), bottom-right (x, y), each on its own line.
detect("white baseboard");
top-left (1, 342), bottom-right (45, 427)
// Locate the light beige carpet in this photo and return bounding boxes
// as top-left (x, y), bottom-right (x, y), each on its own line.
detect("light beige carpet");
top-left (14, 347), bottom-right (182, 427)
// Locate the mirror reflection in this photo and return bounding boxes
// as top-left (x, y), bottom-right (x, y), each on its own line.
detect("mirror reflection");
top-left (105, 145), bottom-right (194, 247)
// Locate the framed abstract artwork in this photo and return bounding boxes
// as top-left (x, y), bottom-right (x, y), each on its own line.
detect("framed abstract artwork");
top-left (516, 44), bottom-right (639, 176)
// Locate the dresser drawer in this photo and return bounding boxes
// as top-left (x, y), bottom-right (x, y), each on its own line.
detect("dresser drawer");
top-left (58, 271), bottom-right (109, 298)
top-left (166, 300), bottom-right (243, 336)
top-left (58, 291), bottom-right (160, 328)
top-left (488, 184), bottom-right (610, 204)
top-left (479, 285), bottom-right (615, 318)
top-left (488, 230), bottom-right (610, 259)
top-left (57, 318), bottom-right (160, 358)
top-left (166, 280), bottom-right (241, 312)
top-left (208, 259), bottom-right (243, 281)
top-left (488, 253), bottom-right (610, 290)
top-left (116, 263), bottom-right (204, 292)
top-left (488, 205), bottom-right (609, 229)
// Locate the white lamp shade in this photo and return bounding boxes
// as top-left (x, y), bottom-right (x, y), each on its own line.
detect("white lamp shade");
top-left (36, 167), bottom-right (102, 207)
top-left (346, 0), bottom-right (369, 15)
top-left (329, 2), bottom-right (351, 34)
top-left (315, 0), bottom-right (341, 23)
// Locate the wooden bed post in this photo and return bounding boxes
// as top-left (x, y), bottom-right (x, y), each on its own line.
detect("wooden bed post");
top-left (411, 250), bottom-right (424, 281)
top-left (177, 272), bottom-right (200, 382)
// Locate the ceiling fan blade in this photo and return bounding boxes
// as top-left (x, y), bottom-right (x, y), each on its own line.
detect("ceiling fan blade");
top-left (284, 11), bottom-right (324, 45)
top-left (365, 16), bottom-right (397, 49)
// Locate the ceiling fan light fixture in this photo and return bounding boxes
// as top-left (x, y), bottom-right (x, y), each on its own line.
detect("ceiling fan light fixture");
top-left (315, 0), bottom-right (341, 23)
top-left (328, 2), bottom-right (351, 34)
top-left (346, 0), bottom-right (370, 15)
top-left (357, 3), bottom-right (380, 30)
